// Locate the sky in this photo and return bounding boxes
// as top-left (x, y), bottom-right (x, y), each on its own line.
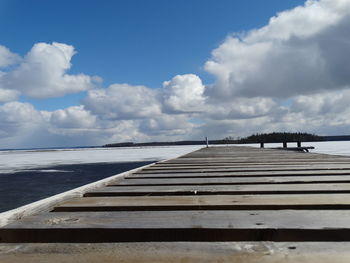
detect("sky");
top-left (1, 0), bottom-right (350, 148)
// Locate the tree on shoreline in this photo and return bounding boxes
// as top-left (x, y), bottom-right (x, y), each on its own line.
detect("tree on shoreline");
top-left (226, 132), bottom-right (324, 144)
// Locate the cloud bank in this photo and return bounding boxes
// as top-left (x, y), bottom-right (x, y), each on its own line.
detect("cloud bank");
top-left (2, 0), bottom-right (350, 148)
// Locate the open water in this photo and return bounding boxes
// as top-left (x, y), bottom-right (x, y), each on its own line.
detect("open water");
top-left (0, 161), bottom-right (152, 212)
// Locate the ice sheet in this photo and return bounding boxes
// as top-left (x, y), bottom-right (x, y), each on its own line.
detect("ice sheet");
top-left (0, 145), bottom-right (203, 173)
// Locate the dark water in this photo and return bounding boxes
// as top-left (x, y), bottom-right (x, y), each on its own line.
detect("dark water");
top-left (0, 161), bottom-right (153, 212)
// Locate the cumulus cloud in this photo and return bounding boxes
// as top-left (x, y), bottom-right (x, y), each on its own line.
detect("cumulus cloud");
top-left (139, 114), bottom-right (196, 138)
top-left (205, 97), bottom-right (280, 120)
top-left (83, 83), bottom-right (162, 120)
top-left (0, 102), bottom-right (44, 138)
top-left (0, 45), bottom-right (20, 68)
top-left (50, 106), bottom-right (96, 128)
top-left (290, 90), bottom-right (350, 124)
top-left (0, 101), bottom-right (142, 148)
top-left (0, 42), bottom-right (98, 99)
top-left (0, 88), bottom-right (19, 102)
top-left (205, 0), bottom-right (350, 99)
top-left (162, 74), bottom-right (206, 113)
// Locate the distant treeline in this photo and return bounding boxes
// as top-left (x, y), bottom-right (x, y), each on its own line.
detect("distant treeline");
top-left (103, 133), bottom-right (350, 148)
top-left (228, 132), bottom-right (324, 144)
top-left (103, 141), bottom-right (210, 147)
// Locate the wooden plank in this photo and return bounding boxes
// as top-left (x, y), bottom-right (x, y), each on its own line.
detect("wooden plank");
top-left (2, 242), bottom-right (350, 263)
top-left (173, 154), bottom-right (350, 159)
top-left (114, 175), bottom-right (350, 186)
top-left (3, 210), bottom-right (350, 242)
top-left (154, 162), bottom-right (350, 167)
top-left (137, 167), bottom-right (350, 174)
top-left (144, 164), bottom-right (350, 171)
top-left (3, 242), bottom-right (350, 263)
top-left (162, 157), bottom-right (350, 163)
top-left (129, 170), bottom-right (350, 178)
top-left (179, 154), bottom-right (327, 159)
top-left (46, 209), bottom-right (350, 229)
top-left (84, 183), bottom-right (350, 196)
top-left (177, 157), bottom-right (344, 160)
top-left (53, 194), bottom-right (350, 211)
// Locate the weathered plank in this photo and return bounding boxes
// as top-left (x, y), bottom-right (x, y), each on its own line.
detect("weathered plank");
top-left (114, 175), bottom-right (350, 186)
top-left (161, 165), bottom-right (350, 171)
top-left (3, 210), bottom-right (350, 242)
top-left (178, 153), bottom-right (331, 159)
top-left (137, 167), bottom-right (350, 174)
top-left (2, 242), bottom-right (350, 263)
top-left (84, 183), bottom-right (350, 196)
top-left (0, 242), bottom-right (350, 263)
top-left (161, 158), bottom-right (350, 164)
top-left (144, 164), bottom-right (350, 171)
top-left (53, 194), bottom-right (350, 211)
top-left (129, 170), bottom-right (350, 178)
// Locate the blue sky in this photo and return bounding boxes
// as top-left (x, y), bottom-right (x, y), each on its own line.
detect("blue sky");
top-left (1, 0), bottom-right (350, 148)
top-left (1, 0), bottom-right (304, 110)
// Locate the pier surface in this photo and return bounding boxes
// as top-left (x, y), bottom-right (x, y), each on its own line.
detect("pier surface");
top-left (2, 146), bottom-right (350, 262)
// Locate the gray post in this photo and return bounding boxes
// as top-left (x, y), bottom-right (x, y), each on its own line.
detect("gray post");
top-left (260, 142), bottom-right (264, 148)
top-left (206, 137), bottom-right (209, 148)
top-left (283, 142), bottom-right (287, 148)
top-left (297, 141), bottom-right (301, 147)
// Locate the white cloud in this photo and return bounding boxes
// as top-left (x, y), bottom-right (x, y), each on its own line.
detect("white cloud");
top-left (162, 74), bottom-right (206, 113)
top-left (0, 88), bottom-right (19, 102)
top-left (83, 83), bottom-right (162, 120)
top-left (290, 90), bottom-right (350, 124)
top-left (105, 120), bottom-right (148, 143)
top-left (0, 45), bottom-right (20, 68)
top-left (247, 0), bottom-right (345, 42)
top-left (0, 102), bottom-right (44, 138)
top-left (0, 42), bottom-right (98, 99)
top-left (139, 114), bottom-right (196, 138)
top-left (0, 101), bottom-right (144, 148)
top-left (205, 97), bottom-right (280, 120)
top-left (50, 106), bottom-right (96, 128)
top-left (205, 0), bottom-right (350, 99)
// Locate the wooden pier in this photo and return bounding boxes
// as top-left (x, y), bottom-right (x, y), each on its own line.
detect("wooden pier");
top-left (3, 146), bottom-right (350, 262)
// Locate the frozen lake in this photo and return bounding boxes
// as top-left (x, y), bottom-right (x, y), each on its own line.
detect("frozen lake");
top-left (0, 145), bottom-right (203, 212)
top-left (0, 145), bottom-right (203, 174)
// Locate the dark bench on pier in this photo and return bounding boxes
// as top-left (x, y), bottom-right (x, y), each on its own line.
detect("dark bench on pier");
top-left (260, 141), bottom-right (315, 152)
top-left (275, 146), bottom-right (315, 152)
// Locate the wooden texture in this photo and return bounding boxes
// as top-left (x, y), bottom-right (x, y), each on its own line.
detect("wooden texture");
top-left (115, 175), bottom-right (350, 186)
top-left (53, 194), bottom-right (350, 211)
top-left (136, 167), bottom-right (350, 174)
top-left (3, 146), bottom-right (350, 261)
top-left (128, 170), bottom-right (350, 178)
top-left (84, 183), bottom-right (350, 196)
top-left (2, 242), bottom-right (350, 263)
top-left (4, 210), bottom-right (350, 242)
